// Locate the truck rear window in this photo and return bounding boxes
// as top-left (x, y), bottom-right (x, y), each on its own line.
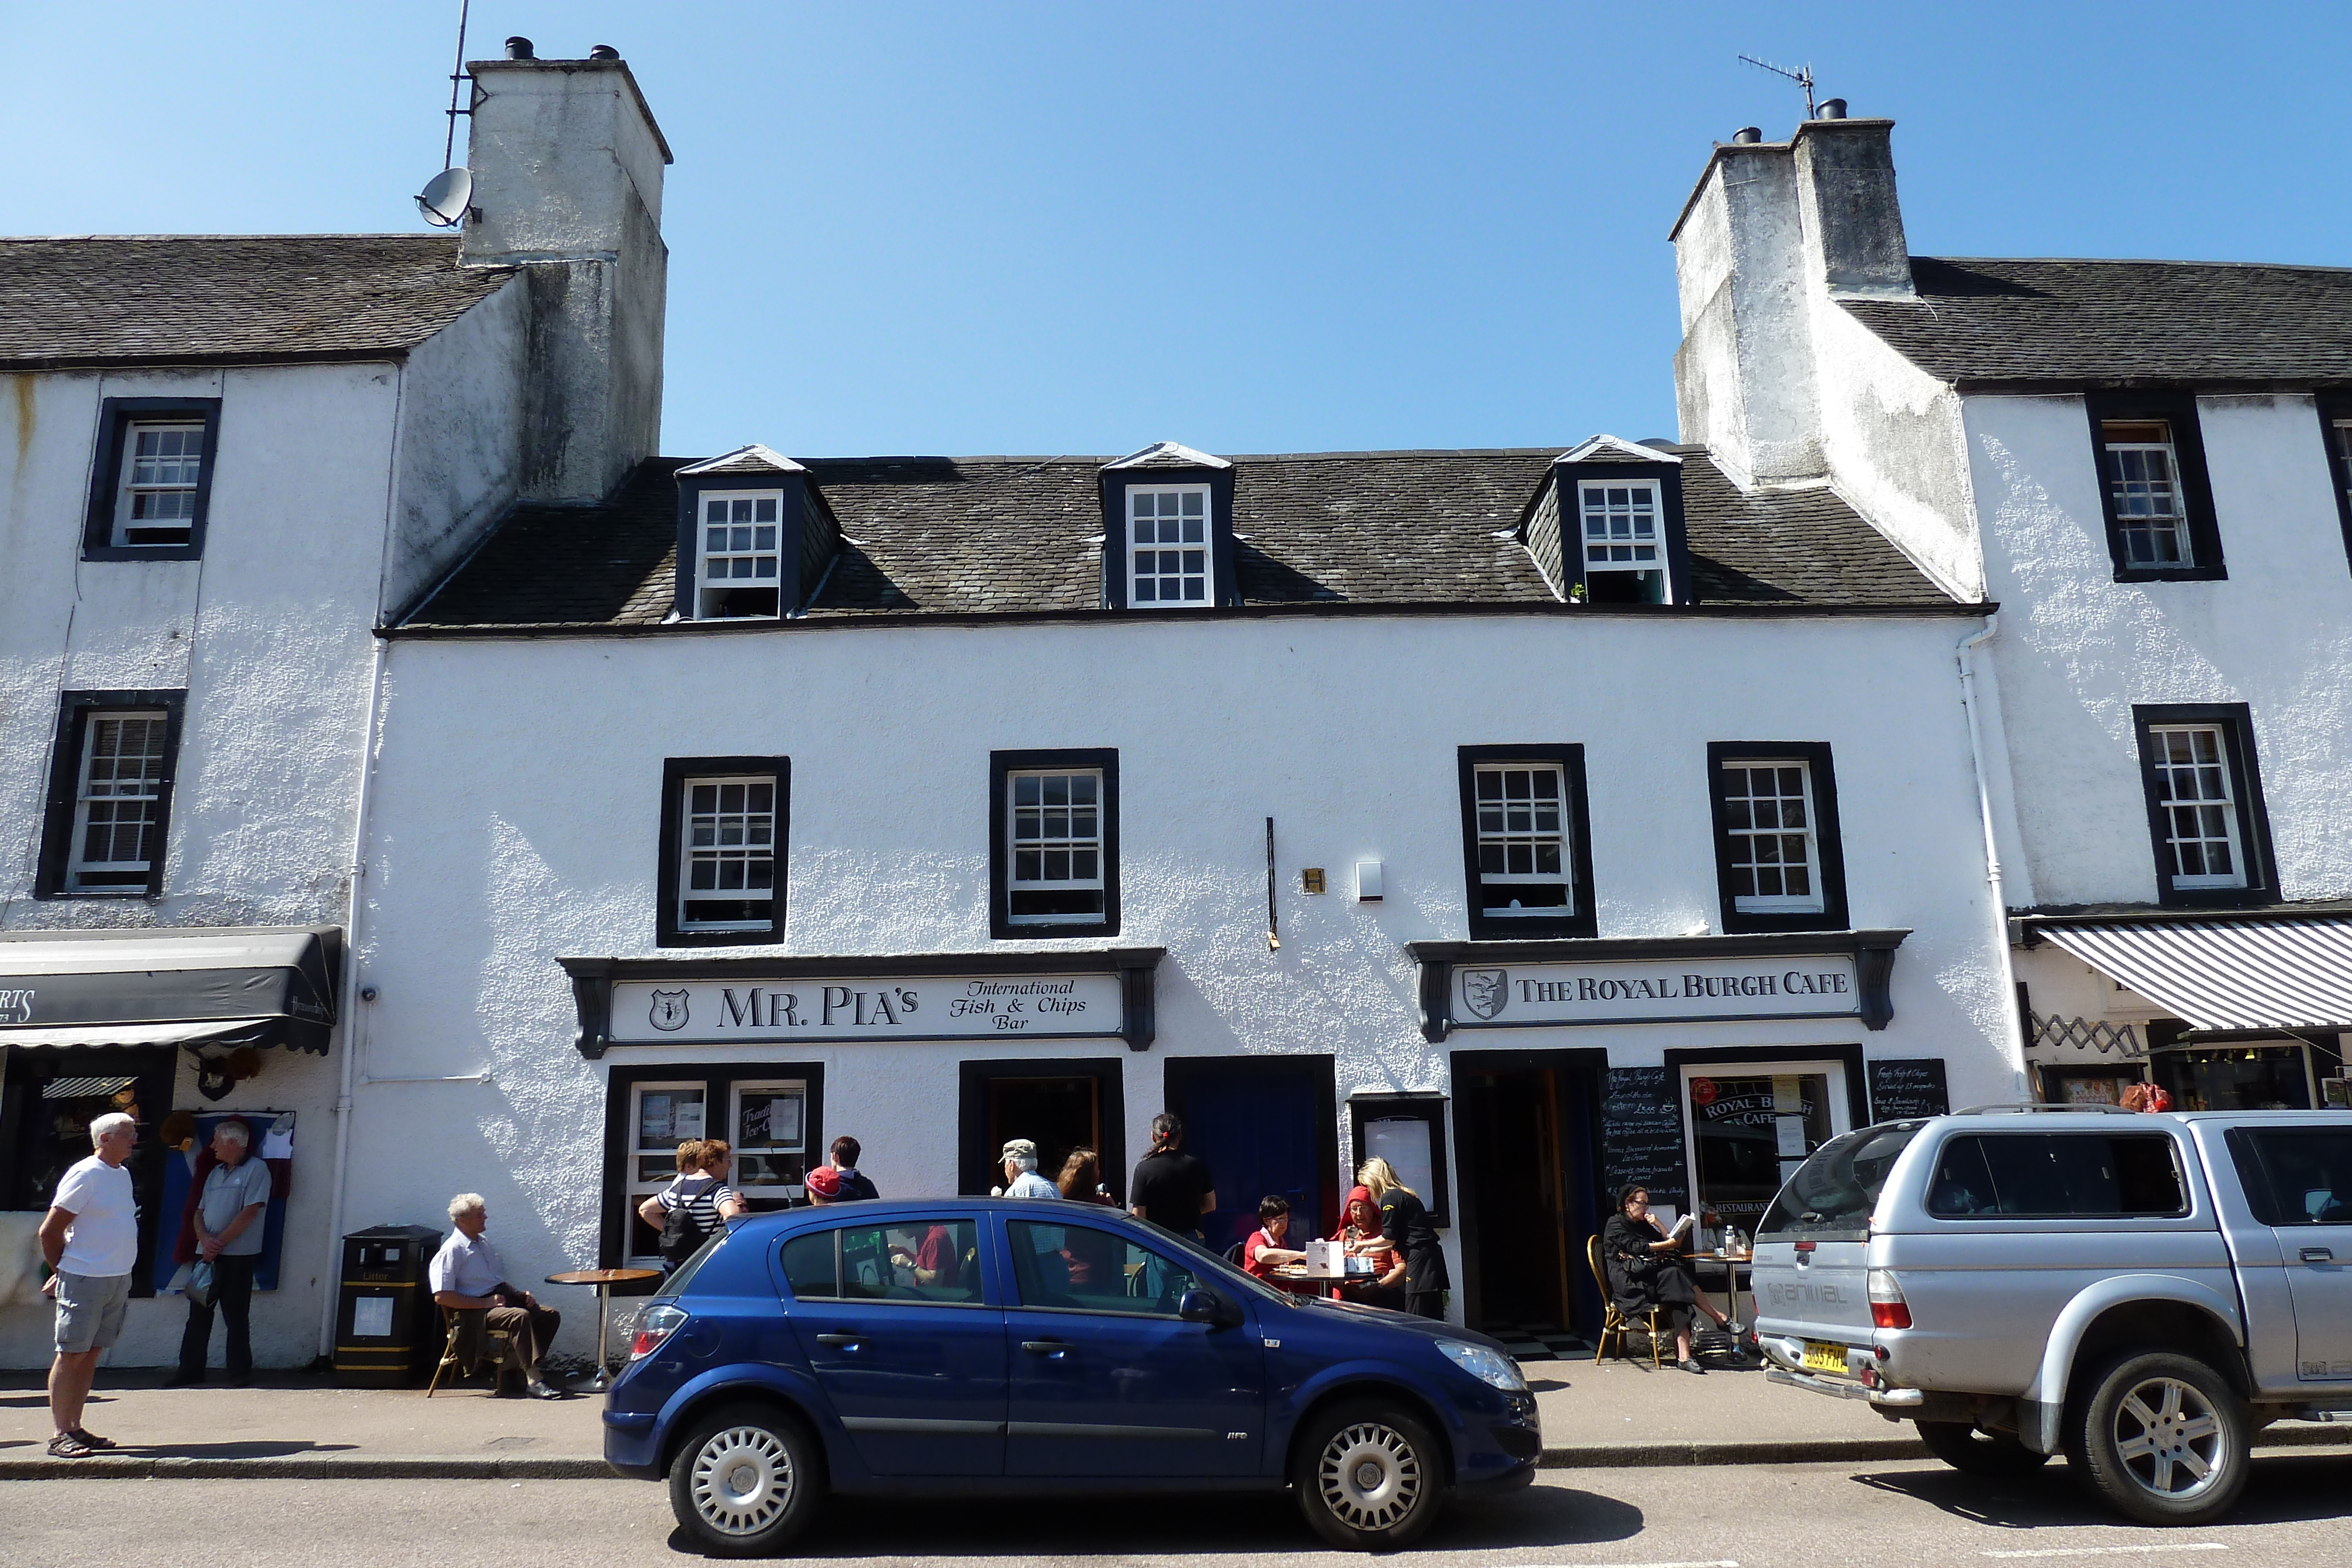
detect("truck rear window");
top-left (1759, 1121), bottom-right (1923, 1240)
top-left (1926, 1132), bottom-right (2187, 1219)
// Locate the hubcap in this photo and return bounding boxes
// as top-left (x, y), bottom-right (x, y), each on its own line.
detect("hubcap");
top-left (691, 1425), bottom-right (795, 1536)
top-left (2112, 1376), bottom-right (2226, 1501)
top-left (1317, 1420), bottom-right (1423, 1533)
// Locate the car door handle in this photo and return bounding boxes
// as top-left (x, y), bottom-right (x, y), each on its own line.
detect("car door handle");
top-left (814, 1333), bottom-right (866, 1348)
top-left (1021, 1339), bottom-right (1070, 1357)
top-left (2300, 1247), bottom-right (2335, 1263)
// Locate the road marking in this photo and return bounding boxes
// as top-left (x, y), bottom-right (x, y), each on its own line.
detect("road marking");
top-left (1525, 1560), bottom-right (1739, 1567)
top-left (1981, 1547), bottom-right (2227, 1560)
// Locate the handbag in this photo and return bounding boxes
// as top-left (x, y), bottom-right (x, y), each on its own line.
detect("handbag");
top-left (186, 1259), bottom-right (217, 1308)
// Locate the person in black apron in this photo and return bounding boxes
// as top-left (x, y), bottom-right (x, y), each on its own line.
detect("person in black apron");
top-left (1359, 1158), bottom-right (1448, 1319)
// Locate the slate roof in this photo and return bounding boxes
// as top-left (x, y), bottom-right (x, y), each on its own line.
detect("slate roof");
top-left (399, 445), bottom-right (1962, 631)
top-left (1843, 257), bottom-right (2352, 387)
top-left (0, 235), bottom-right (515, 370)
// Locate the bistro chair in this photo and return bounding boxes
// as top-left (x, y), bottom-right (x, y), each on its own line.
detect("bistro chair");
top-left (424, 1305), bottom-right (515, 1398)
top-left (1585, 1234), bottom-right (1663, 1370)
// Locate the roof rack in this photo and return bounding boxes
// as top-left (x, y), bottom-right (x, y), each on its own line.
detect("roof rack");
top-left (1953, 1102), bottom-right (2144, 1116)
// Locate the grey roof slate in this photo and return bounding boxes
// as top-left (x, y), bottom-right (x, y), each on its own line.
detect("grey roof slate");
top-left (1844, 257), bottom-right (2352, 386)
top-left (0, 235), bottom-right (514, 369)
top-left (400, 445), bottom-right (1959, 630)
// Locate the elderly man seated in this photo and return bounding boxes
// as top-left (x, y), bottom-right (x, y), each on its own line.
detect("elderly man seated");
top-left (428, 1193), bottom-right (563, 1399)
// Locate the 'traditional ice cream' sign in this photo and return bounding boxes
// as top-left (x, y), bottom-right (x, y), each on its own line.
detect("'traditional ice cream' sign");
top-left (1452, 954), bottom-right (1860, 1029)
top-left (609, 974), bottom-right (1127, 1044)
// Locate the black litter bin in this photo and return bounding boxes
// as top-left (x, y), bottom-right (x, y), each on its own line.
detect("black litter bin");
top-left (335, 1223), bottom-right (445, 1387)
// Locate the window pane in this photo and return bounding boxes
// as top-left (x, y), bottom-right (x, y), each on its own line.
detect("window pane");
top-left (1926, 1134), bottom-right (2186, 1218)
top-left (1005, 1220), bottom-right (1203, 1316)
top-left (1129, 488), bottom-right (1212, 607)
top-left (829, 1221), bottom-right (981, 1304)
top-left (1722, 758), bottom-right (1824, 913)
top-left (681, 773), bottom-right (779, 927)
top-left (780, 1231), bottom-right (838, 1299)
top-left (1472, 761), bottom-right (1572, 917)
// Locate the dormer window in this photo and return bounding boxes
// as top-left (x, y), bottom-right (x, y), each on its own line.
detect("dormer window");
top-left (1128, 485), bottom-right (1211, 606)
top-left (697, 492), bottom-right (782, 618)
top-left (1578, 480), bottom-right (1668, 604)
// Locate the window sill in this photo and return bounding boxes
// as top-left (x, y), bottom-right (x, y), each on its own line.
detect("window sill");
top-left (2110, 564), bottom-right (2227, 584)
top-left (654, 926), bottom-right (781, 949)
top-left (79, 544), bottom-right (204, 564)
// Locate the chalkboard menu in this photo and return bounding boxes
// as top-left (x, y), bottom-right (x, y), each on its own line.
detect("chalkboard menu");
top-left (1601, 1066), bottom-right (1689, 1213)
top-left (1867, 1058), bottom-right (1950, 1122)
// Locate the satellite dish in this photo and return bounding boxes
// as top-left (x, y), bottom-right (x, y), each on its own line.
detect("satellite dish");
top-left (416, 166), bottom-right (473, 228)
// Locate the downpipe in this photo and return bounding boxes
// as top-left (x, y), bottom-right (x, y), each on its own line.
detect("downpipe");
top-left (1956, 615), bottom-right (2029, 1097)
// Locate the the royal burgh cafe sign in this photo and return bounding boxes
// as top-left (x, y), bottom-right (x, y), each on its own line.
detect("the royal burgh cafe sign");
top-left (1405, 931), bottom-right (1907, 1041)
top-left (557, 948), bottom-right (1166, 1057)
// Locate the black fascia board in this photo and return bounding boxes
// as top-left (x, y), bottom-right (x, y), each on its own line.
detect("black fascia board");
top-left (1549, 455), bottom-right (1693, 606)
top-left (1098, 465), bottom-right (1238, 610)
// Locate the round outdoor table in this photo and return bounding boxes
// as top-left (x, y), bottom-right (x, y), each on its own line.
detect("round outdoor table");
top-left (545, 1268), bottom-right (662, 1392)
top-left (1685, 1252), bottom-right (1751, 1341)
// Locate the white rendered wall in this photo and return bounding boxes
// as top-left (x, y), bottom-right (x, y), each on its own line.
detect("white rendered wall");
top-left (1962, 393), bottom-right (2352, 907)
top-left (343, 610), bottom-right (2017, 1349)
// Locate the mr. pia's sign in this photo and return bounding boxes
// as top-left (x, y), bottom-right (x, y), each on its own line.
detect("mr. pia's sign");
top-left (1452, 954), bottom-right (1859, 1030)
top-left (609, 973), bottom-right (1126, 1045)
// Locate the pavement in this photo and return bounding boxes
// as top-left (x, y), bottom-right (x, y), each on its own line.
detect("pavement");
top-left (5, 1355), bottom-right (2350, 1480)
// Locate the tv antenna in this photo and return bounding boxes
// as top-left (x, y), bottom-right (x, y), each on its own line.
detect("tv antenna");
top-left (1739, 54), bottom-right (1818, 121)
top-left (415, 0), bottom-right (475, 227)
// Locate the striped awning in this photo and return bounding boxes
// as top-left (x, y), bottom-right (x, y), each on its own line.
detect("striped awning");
top-left (2038, 919), bottom-right (2352, 1033)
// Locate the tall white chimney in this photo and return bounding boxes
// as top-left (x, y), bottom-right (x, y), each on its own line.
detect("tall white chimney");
top-left (460, 40), bottom-right (672, 503)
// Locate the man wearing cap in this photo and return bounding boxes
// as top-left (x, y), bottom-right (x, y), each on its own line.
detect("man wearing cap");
top-left (1000, 1139), bottom-right (1061, 1199)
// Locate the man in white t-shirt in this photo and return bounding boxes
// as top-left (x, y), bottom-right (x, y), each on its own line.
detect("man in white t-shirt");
top-left (1000, 1139), bottom-right (1061, 1199)
top-left (39, 1111), bottom-right (140, 1459)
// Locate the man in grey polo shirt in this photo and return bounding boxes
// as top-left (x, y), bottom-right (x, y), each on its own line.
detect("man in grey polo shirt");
top-left (166, 1118), bottom-right (273, 1387)
top-left (39, 1111), bottom-right (140, 1459)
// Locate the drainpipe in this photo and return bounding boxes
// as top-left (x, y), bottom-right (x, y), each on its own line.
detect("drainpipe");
top-left (1956, 614), bottom-right (2030, 1099)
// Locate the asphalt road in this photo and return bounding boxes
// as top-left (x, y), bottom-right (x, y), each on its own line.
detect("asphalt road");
top-left (5, 1456), bottom-right (2348, 1566)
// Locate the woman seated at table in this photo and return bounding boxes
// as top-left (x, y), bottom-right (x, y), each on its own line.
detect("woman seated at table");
top-left (1241, 1195), bottom-right (1308, 1284)
top-left (1602, 1183), bottom-right (1732, 1374)
top-left (1335, 1184), bottom-right (1408, 1310)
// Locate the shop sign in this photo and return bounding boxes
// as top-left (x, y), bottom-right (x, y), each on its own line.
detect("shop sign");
top-left (607, 973), bottom-right (1127, 1045)
top-left (1450, 954), bottom-right (1859, 1030)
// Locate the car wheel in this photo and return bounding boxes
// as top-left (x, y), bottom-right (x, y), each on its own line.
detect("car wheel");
top-left (668, 1402), bottom-right (823, 1557)
top-left (1914, 1420), bottom-right (2050, 1476)
top-left (2067, 1352), bottom-right (2250, 1527)
top-left (1292, 1400), bottom-right (1444, 1552)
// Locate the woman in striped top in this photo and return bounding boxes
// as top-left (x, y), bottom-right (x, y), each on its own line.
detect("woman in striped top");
top-left (637, 1141), bottom-right (747, 1265)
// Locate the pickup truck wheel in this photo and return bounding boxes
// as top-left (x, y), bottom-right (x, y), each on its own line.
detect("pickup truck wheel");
top-left (1292, 1400), bottom-right (1444, 1552)
top-left (2069, 1352), bottom-right (2250, 1526)
top-left (1914, 1420), bottom-right (2050, 1476)
top-left (668, 1402), bottom-right (824, 1557)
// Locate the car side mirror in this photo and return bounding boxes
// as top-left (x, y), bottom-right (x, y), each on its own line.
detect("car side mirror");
top-left (1178, 1288), bottom-right (1235, 1327)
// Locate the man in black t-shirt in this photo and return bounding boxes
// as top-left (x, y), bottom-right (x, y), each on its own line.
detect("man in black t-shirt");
top-left (1128, 1112), bottom-right (1216, 1236)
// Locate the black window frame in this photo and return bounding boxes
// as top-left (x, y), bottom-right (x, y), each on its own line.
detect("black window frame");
top-left (2084, 390), bottom-right (2225, 583)
top-left (655, 755), bottom-right (790, 947)
top-left (1455, 743), bottom-right (1596, 941)
top-left (597, 1059), bottom-right (825, 1272)
top-left (2318, 392), bottom-right (2352, 580)
top-left (989, 747), bottom-right (1120, 940)
top-left (82, 397), bottom-right (222, 561)
top-left (35, 689), bottom-right (187, 901)
top-left (1704, 741), bottom-right (1850, 934)
top-left (2130, 703), bottom-right (2275, 908)
top-left (1551, 459), bottom-right (1696, 607)
top-left (1348, 1092), bottom-right (1452, 1228)
top-left (1098, 467), bottom-right (1239, 610)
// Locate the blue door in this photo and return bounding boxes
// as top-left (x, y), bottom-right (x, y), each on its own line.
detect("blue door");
top-left (1171, 1059), bottom-right (1332, 1255)
top-left (780, 1217), bottom-right (1006, 1476)
top-left (999, 1216), bottom-right (1266, 1477)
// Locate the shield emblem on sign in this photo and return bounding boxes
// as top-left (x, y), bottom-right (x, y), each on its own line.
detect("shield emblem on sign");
top-left (1460, 968), bottom-right (1508, 1021)
top-left (648, 989), bottom-right (690, 1032)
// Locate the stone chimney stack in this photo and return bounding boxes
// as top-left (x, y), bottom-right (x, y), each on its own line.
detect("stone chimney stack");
top-left (1669, 109), bottom-right (1911, 487)
top-left (460, 41), bottom-right (672, 503)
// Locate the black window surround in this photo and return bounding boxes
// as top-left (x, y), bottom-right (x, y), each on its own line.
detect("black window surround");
top-left (82, 398), bottom-right (222, 561)
top-left (1098, 466), bottom-right (1240, 610)
top-left (1703, 741), bottom-right (1850, 935)
top-left (956, 1057), bottom-right (1128, 1202)
top-left (597, 1059), bottom-right (825, 1275)
top-left (989, 747), bottom-right (1121, 940)
top-left (1549, 457), bottom-right (1696, 607)
top-left (2084, 390), bottom-right (2226, 583)
top-left (2318, 392), bottom-right (2352, 579)
top-left (35, 689), bottom-right (187, 901)
top-left (1348, 1092), bottom-right (1452, 1228)
top-left (2130, 703), bottom-right (2276, 908)
top-left (1455, 744), bottom-right (1597, 941)
top-left (655, 756), bottom-right (790, 948)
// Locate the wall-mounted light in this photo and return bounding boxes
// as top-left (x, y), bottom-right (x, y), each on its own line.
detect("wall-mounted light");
top-left (1357, 861), bottom-right (1384, 901)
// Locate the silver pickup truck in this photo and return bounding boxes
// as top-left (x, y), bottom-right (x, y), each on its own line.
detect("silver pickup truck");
top-left (1750, 1107), bottom-right (2352, 1526)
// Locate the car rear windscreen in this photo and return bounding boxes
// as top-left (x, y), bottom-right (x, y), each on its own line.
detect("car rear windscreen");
top-left (1759, 1121), bottom-right (1924, 1240)
top-left (1925, 1132), bottom-right (2187, 1219)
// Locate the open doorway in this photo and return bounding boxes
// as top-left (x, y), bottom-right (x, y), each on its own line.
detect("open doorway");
top-left (958, 1059), bottom-right (1127, 1203)
top-left (1452, 1049), bottom-right (1604, 1345)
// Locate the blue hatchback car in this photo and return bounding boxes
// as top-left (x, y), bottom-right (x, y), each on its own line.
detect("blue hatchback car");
top-left (605, 1199), bottom-right (1540, 1554)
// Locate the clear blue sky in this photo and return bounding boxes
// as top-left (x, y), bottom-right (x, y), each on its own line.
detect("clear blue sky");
top-left (9, 4), bottom-right (2346, 460)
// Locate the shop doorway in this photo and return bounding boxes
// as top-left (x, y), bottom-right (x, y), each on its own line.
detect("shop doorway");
top-left (1674, 1054), bottom-right (1858, 1232)
top-left (1452, 1050), bottom-right (1604, 1342)
top-left (1162, 1056), bottom-right (1337, 1256)
top-left (959, 1059), bottom-right (1126, 1203)
top-left (0, 1045), bottom-right (175, 1296)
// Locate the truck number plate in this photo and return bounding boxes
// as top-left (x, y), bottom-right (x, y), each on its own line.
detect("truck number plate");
top-left (1802, 1340), bottom-right (1849, 1375)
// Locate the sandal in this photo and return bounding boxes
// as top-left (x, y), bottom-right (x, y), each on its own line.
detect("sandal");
top-left (46, 1432), bottom-right (96, 1459)
top-left (72, 1428), bottom-right (118, 1451)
